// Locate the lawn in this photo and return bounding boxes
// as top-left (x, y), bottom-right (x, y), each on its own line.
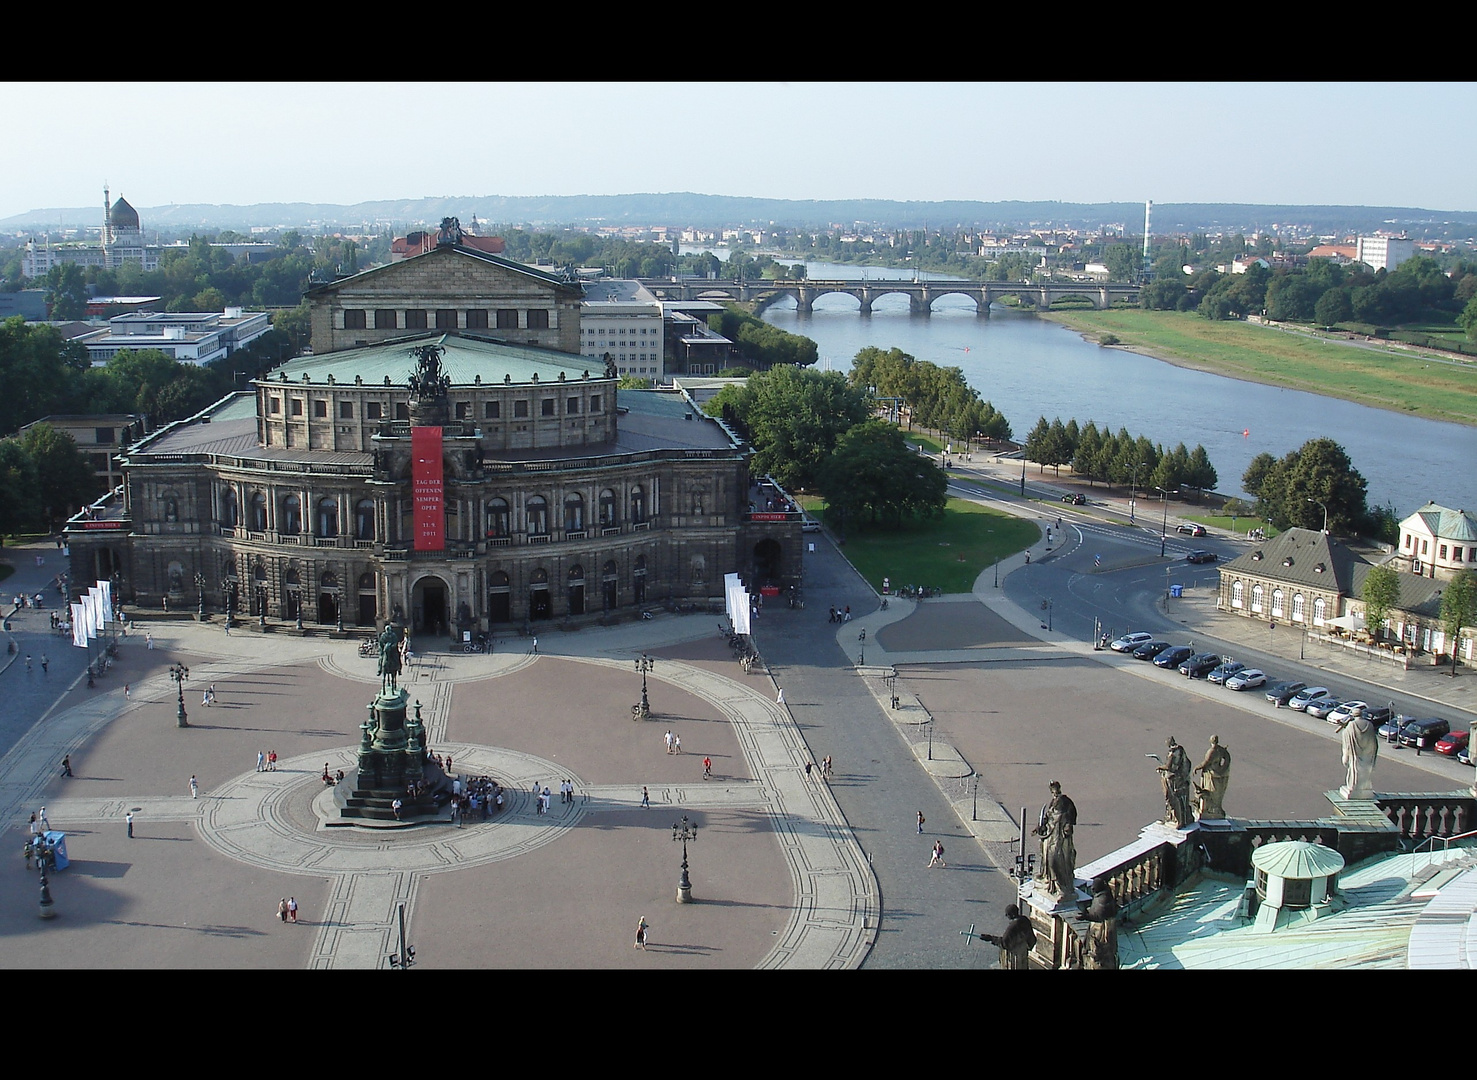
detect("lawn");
top-left (800, 495), bottom-right (1039, 593)
top-left (1041, 309), bottom-right (1477, 427)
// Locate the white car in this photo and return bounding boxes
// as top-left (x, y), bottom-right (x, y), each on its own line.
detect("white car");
top-left (1325, 700), bottom-right (1369, 725)
top-left (800, 518), bottom-right (821, 533)
top-left (1110, 633), bottom-right (1154, 653)
top-left (1287, 687), bottom-right (1332, 712)
top-left (1225, 668), bottom-right (1266, 691)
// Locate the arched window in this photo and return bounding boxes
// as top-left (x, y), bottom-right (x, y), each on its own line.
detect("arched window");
top-left (1231, 580), bottom-right (1244, 609)
top-left (163, 496), bottom-right (179, 523)
top-left (630, 485), bottom-right (646, 525)
top-left (564, 492), bottom-right (585, 533)
top-left (599, 488), bottom-right (617, 528)
top-left (1250, 584), bottom-right (1264, 614)
top-left (318, 497), bottom-right (339, 538)
top-left (250, 492), bottom-right (267, 532)
top-left (355, 499), bottom-right (375, 541)
top-left (486, 498), bottom-right (510, 538)
top-left (282, 494), bottom-right (301, 535)
top-left (526, 496), bottom-right (548, 536)
top-left (1271, 589), bottom-right (1284, 619)
top-left (220, 488), bottom-right (238, 529)
top-left (320, 569), bottom-right (338, 590)
top-left (1313, 596), bottom-right (1328, 626)
top-left (1292, 593), bottom-right (1306, 622)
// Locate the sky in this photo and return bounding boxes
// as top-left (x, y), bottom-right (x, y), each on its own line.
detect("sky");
top-left (5, 81), bottom-right (1475, 219)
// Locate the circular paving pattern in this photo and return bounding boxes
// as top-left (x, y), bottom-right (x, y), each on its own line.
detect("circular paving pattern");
top-left (197, 744), bottom-right (586, 875)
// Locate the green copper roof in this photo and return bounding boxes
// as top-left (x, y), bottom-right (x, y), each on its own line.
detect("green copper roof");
top-left (267, 333), bottom-right (604, 388)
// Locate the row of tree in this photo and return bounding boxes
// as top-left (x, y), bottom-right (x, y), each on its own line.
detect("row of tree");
top-left (1022, 416), bottom-right (1218, 496)
top-left (847, 346), bottom-right (1012, 444)
top-left (708, 306), bottom-right (819, 369)
top-left (0, 422), bottom-right (97, 534)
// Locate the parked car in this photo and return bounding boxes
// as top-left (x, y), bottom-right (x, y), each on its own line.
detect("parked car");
top-left (1435, 729), bottom-right (1469, 757)
top-left (1132, 641), bottom-right (1173, 661)
top-left (1110, 632), bottom-right (1153, 653)
top-left (1226, 668), bottom-right (1267, 691)
top-left (1265, 681), bottom-right (1308, 706)
top-left (801, 518), bottom-right (821, 533)
top-left (1325, 701), bottom-right (1370, 725)
top-left (1458, 745), bottom-right (1472, 766)
top-left (1287, 687), bottom-right (1333, 712)
top-left (1186, 550), bottom-right (1217, 564)
top-left (1179, 652), bottom-right (1223, 678)
top-left (1304, 697), bottom-right (1345, 720)
top-left (1176, 524), bottom-right (1207, 537)
top-left (1154, 646), bottom-right (1195, 669)
top-left (1400, 717), bottom-right (1451, 750)
top-left (1207, 661), bottom-right (1246, 685)
top-left (1361, 706), bottom-right (1393, 729)
top-left (1061, 493), bottom-right (1086, 505)
top-left (1377, 713), bottom-right (1413, 741)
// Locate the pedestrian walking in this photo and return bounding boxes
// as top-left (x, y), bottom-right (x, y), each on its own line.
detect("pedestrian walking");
top-left (189, 774), bottom-right (199, 799)
top-left (391, 797), bottom-right (403, 820)
top-left (823, 755), bottom-right (832, 778)
top-left (664, 730), bottom-right (674, 754)
top-left (287, 897), bottom-right (298, 923)
top-left (673, 735), bottom-right (681, 755)
top-left (126, 812), bottom-right (134, 838)
top-left (531, 635), bottom-right (538, 655)
top-left (224, 620), bottom-right (230, 636)
top-left (542, 786), bottom-right (552, 813)
top-left (203, 688), bottom-right (211, 707)
top-left (257, 751), bottom-right (265, 772)
top-left (25, 654), bottom-right (32, 672)
top-left (268, 750), bottom-right (277, 771)
top-left (41, 654), bottom-right (48, 674)
top-left (776, 687), bottom-right (785, 705)
top-left (917, 810), bottom-right (925, 834)
top-left (38, 807), bottom-right (50, 833)
top-left (146, 632), bottom-right (153, 650)
top-left (641, 785), bottom-right (650, 808)
top-left (929, 840), bottom-right (946, 868)
top-left (277, 898), bottom-right (289, 923)
top-left (60, 754), bottom-right (72, 778)
top-left (634, 915), bottom-right (649, 950)
top-left (703, 757), bottom-right (712, 780)
top-left (29, 812), bottom-right (38, 836)
top-left (124, 683), bottom-right (130, 700)
top-left (209, 683), bottom-right (217, 705)
top-left (805, 761), bottom-right (814, 779)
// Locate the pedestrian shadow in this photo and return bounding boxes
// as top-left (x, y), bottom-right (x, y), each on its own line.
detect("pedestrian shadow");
top-left (102, 918), bottom-right (271, 940)
top-left (58, 858), bottom-right (131, 879)
top-left (641, 940), bottom-right (722, 956)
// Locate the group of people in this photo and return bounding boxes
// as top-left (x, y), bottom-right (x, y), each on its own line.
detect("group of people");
top-left (827, 606), bottom-right (852, 624)
top-left (255, 750), bottom-right (279, 772)
top-left (11, 592), bottom-right (46, 611)
top-left (448, 775), bottom-right (507, 823)
top-left (276, 897), bottom-right (299, 923)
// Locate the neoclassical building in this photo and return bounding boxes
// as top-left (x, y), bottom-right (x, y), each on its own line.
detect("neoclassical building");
top-left (65, 229), bottom-right (800, 637)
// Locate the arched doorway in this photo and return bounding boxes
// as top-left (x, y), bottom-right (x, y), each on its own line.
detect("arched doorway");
top-left (633, 555), bottom-right (647, 606)
top-left (568, 564), bottom-right (585, 615)
top-left (412, 574), bottom-right (449, 636)
top-left (529, 567), bottom-right (551, 621)
top-left (318, 569), bottom-right (339, 624)
top-left (488, 570), bottom-right (511, 624)
top-left (357, 571), bottom-right (377, 626)
top-left (754, 538), bottom-right (783, 586)
top-left (284, 566), bottom-right (302, 619)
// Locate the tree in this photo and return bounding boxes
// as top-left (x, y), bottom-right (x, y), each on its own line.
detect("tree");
top-left (1252, 438), bottom-right (1369, 533)
top-left (704, 365), bottom-right (868, 491)
top-left (1242, 452), bottom-right (1277, 500)
top-left (1438, 570), bottom-right (1477, 674)
top-left (816, 420), bottom-right (947, 530)
top-left (1314, 287), bottom-right (1352, 327)
top-left (0, 436), bottom-right (41, 534)
top-left (43, 263), bottom-right (88, 320)
top-left (1360, 564), bottom-right (1401, 644)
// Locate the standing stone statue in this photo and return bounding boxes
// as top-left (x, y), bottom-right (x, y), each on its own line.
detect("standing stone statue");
top-left (1338, 713), bottom-right (1379, 800)
top-left (1193, 735), bottom-right (1231, 820)
top-left (1156, 737), bottom-right (1194, 828)
top-left (981, 903), bottom-right (1036, 969)
top-left (1078, 877), bottom-right (1119, 970)
top-left (377, 621), bottom-right (403, 693)
top-left (1034, 780), bottom-right (1078, 902)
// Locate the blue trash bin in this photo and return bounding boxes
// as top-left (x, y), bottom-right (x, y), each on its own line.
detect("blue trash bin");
top-left (1170, 584), bottom-right (1184, 598)
top-left (41, 831), bottom-right (68, 870)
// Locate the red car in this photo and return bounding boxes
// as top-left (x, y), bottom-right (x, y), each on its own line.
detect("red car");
top-left (1434, 729), bottom-right (1470, 757)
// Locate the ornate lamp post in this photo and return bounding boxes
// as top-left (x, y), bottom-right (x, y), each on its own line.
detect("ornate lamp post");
top-left (220, 577), bottom-right (236, 629)
top-left (194, 572), bottom-right (206, 619)
top-left (335, 592), bottom-right (345, 634)
top-left (257, 585), bottom-right (268, 631)
top-left (388, 902), bottom-right (416, 970)
top-left (633, 653), bottom-right (654, 720)
top-left (170, 662), bottom-right (190, 727)
top-left (671, 814), bottom-right (698, 903)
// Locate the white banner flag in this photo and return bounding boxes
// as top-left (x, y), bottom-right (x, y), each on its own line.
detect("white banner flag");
top-left (83, 590), bottom-right (99, 637)
top-left (71, 603), bottom-right (88, 648)
top-left (725, 573), bottom-right (751, 636)
top-left (98, 579), bottom-right (114, 625)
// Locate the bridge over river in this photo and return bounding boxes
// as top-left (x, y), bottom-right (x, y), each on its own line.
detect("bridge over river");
top-left (637, 277), bottom-right (1140, 316)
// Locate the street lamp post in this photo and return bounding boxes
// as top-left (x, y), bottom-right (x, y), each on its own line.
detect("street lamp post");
top-left (336, 592), bottom-right (345, 634)
top-left (633, 653), bottom-right (654, 720)
top-left (220, 578), bottom-right (235, 630)
top-left (1156, 487), bottom-right (1173, 557)
top-left (1307, 497), bottom-right (1329, 534)
top-left (194, 572), bottom-right (206, 620)
top-left (257, 585), bottom-right (267, 632)
top-left (671, 814), bottom-right (697, 903)
top-left (388, 902), bottom-right (416, 970)
top-left (1020, 450), bottom-right (1027, 497)
top-left (1130, 461), bottom-right (1146, 525)
top-left (170, 662), bottom-right (190, 727)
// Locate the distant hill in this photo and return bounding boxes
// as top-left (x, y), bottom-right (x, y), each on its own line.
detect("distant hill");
top-left (5, 193), bottom-right (1476, 239)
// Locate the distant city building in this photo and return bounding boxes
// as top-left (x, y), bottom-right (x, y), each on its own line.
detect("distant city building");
top-left (23, 189), bottom-right (162, 277)
top-left (1308, 244), bottom-right (1357, 264)
top-left (1395, 501), bottom-right (1477, 580)
top-left (18, 412), bottom-right (148, 494)
top-left (80, 308), bottom-right (271, 366)
top-left (1355, 235), bottom-right (1415, 272)
top-left (0, 290), bottom-right (49, 320)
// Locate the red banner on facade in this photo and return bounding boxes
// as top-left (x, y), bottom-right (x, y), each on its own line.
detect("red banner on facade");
top-left (412, 426), bottom-right (444, 551)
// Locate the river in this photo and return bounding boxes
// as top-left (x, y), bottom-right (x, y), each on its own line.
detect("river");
top-left (685, 251), bottom-right (1475, 516)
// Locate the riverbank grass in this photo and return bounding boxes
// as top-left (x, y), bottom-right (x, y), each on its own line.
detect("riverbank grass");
top-left (798, 495), bottom-right (1039, 593)
top-left (1042, 309), bottom-right (1477, 427)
